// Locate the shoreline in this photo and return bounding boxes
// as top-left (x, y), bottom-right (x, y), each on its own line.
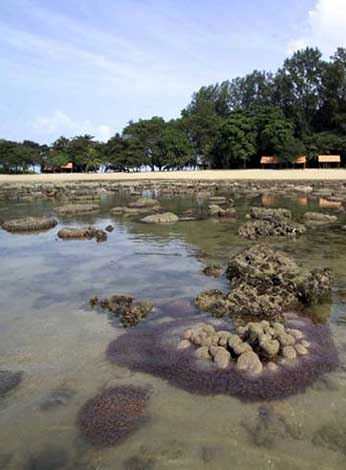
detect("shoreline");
top-left (1, 168), bottom-right (346, 183)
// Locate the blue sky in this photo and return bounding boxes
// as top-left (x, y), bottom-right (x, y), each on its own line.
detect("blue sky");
top-left (0, 0), bottom-right (344, 144)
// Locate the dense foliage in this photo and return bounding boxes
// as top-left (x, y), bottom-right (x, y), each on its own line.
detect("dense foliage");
top-left (2, 47), bottom-right (346, 173)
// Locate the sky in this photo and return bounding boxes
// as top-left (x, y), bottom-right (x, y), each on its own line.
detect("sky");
top-left (0, 0), bottom-right (345, 144)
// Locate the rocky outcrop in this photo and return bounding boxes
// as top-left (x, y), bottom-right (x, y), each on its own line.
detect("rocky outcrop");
top-left (202, 264), bottom-right (224, 277)
top-left (141, 212), bottom-right (179, 224)
top-left (195, 244), bottom-right (331, 320)
top-left (90, 294), bottom-right (154, 327)
top-left (57, 227), bottom-right (107, 242)
top-left (127, 197), bottom-right (160, 209)
top-left (1, 216), bottom-right (58, 233)
top-left (239, 207), bottom-right (306, 240)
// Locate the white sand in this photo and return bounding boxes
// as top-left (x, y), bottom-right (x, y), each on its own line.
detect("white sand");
top-left (1, 169), bottom-right (346, 183)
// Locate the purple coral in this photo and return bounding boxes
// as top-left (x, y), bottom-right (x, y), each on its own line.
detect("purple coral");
top-left (77, 385), bottom-right (150, 447)
top-left (106, 315), bottom-right (338, 402)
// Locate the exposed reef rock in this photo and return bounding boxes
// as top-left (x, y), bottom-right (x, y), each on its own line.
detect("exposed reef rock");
top-left (208, 204), bottom-right (236, 218)
top-left (90, 294), bottom-right (154, 327)
top-left (1, 216), bottom-right (57, 233)
top-left (55, 204), bottom-right (99, 216)
top-left (77, 385), bottom-right (150, 447)
top-left (106, 313), bottom-right (338, 401)
top-left (0, 370), bottom-right (22, 396)
top-left (57, 227), bottom-right (107, 242)
top-left (195, 244), bottom-right (331, 321)
top-left (141, 212), bottom-right (179, 224)
top-left (239, 207), bottom-right (306, 240)
top-left (303, 211), bottom-right (338, 226)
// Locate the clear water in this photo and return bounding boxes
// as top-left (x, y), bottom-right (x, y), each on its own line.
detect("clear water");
top-left (1, 192), bottom-right (346, 469)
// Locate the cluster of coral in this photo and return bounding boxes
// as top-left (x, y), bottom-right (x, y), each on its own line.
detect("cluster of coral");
top-left (239, 207), bottom-right (306, 240)
top-left (195, 244), bottom-right (331, 321)
top-left (90, 294), bottom-right (154, 327)
top-left (178, 320), bottom-right (310, 374)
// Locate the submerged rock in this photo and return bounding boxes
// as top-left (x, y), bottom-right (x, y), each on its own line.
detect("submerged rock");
top-left (202, 264), bottom-right (224, 277)
top-left (0, 370), bottom-right (22, 396)
top-left (1, 216), bottom-right (57, 233)
top-left (90, 294), bottom-right (154, 327)
top-left (141, 212), bottom-right (179, 224)
top-left (128, 197), bottom-right (159, 209)
top-left (57, 227), bottom-right (107, 242)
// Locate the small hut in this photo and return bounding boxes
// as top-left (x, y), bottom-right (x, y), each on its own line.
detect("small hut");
top-left (260, 156), bottom-right (280, 169)
top-left (61, 162), bottom-right (73, 173)
top-left (318, 155), bottom-right (341, 168)
top-left (292, 156), bottom-right (307, 169)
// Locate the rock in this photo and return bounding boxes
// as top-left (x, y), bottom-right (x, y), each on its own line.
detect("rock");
top-left (105, 225), bottom-right (114, 232)
top-left (208, 204), bottom-right (236, 218)
top-left (301, 339), bottom-right (311, 348)
top-left (183, 329), bottom-right (193, 340)
top-left (233, 341), bottom-right (253, 355)
top-left (260, 338), bottom-right (280, 358)
top-left (282, 346), bottom-right (297, 360)
top-left (237, 351), bottom-right (263, 375)
top-left (216, 331), bottom-right (232, 346)
top-left (57, 227), bottom-right (107, 242)
top-left (1, 216), bottom-right (58, 233)
top-left (128, 197), bottom-right (159, 209)
top-left (202, 264), bottom-right (224, 277)
top-left (287, 328), bottom-right (304, 340)
top-left (209, 196), bottom-right (228, 205)
top-left (0, 370), bottom-right (22, 396)
top-left (278, 333), bottom-right (296, 347)
top-left (295, 344), bottom-right (309, 356)
top-left (177, 340), bottom-right (191, 350)
top-left (194, 289), bottom-right (227, 317)
top-left (55, 204), bottom-right (99, 216)
top-left (303, 212), bottom-right (338, 226)
top-left (90, 294), bottom-right (153, 327)
top-left (209, 346), bottom-right (225, 358)
top-left (228, 334), bottom-right (243, 349)
top-left (266, 362), bottom-right (279, 372)
top-left (141, 212), bottom-right (179, 224)
top-left (249, 207), bottom-right (292, 223)
top-left (239, 219), bottom-right (306, 240)
top-left (213, 348), bottom-right (230, 369)
top-left (194, 346), bottom-right (211, 359)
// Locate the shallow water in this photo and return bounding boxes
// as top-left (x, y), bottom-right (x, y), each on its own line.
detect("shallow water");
top-left (1, 192), bottom-right (346, 469)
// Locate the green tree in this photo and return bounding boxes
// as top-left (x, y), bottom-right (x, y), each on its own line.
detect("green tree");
top-left (209, 111), bottom-right (257, 168)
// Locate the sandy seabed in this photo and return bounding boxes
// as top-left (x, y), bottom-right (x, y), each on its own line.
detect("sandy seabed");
top-left (1, 168), bottom-right (346, 183)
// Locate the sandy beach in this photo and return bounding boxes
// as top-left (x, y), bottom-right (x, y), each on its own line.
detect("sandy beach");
top-left (1, 168), bottom-right (346, 183)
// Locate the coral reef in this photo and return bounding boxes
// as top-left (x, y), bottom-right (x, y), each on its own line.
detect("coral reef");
top-left (1, 216), bottom-right (57, 233)
top-left (195, 244), bottom-right (331, 321)
top-left (77, 386), bottom-right (150, 447)
top-left (0, 370), bottom-right (22, 396)
top-left (57, 227), bottom-right (107, 242)
top-left (90, 294), bottom-right (154, 327)
top-left (106, 313), bottom-right (338, 401)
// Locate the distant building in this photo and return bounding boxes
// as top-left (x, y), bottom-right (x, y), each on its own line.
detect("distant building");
top-left (260, 156), bottom-right (280, 168)
top-left (318, 155), bottom-right (341, 168)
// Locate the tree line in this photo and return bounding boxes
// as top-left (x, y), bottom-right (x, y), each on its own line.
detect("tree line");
top-left (2, 46), bottom-right (346, 173)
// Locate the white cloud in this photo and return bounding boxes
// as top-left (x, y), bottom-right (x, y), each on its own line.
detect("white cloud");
top-left (32, 111), bottom-right (113, 142)
top-left (288, 0), bottom-right (346, 55)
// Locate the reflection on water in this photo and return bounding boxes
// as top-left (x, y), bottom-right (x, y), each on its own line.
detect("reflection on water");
top-left (0, 193), bottom-right (346, 469)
